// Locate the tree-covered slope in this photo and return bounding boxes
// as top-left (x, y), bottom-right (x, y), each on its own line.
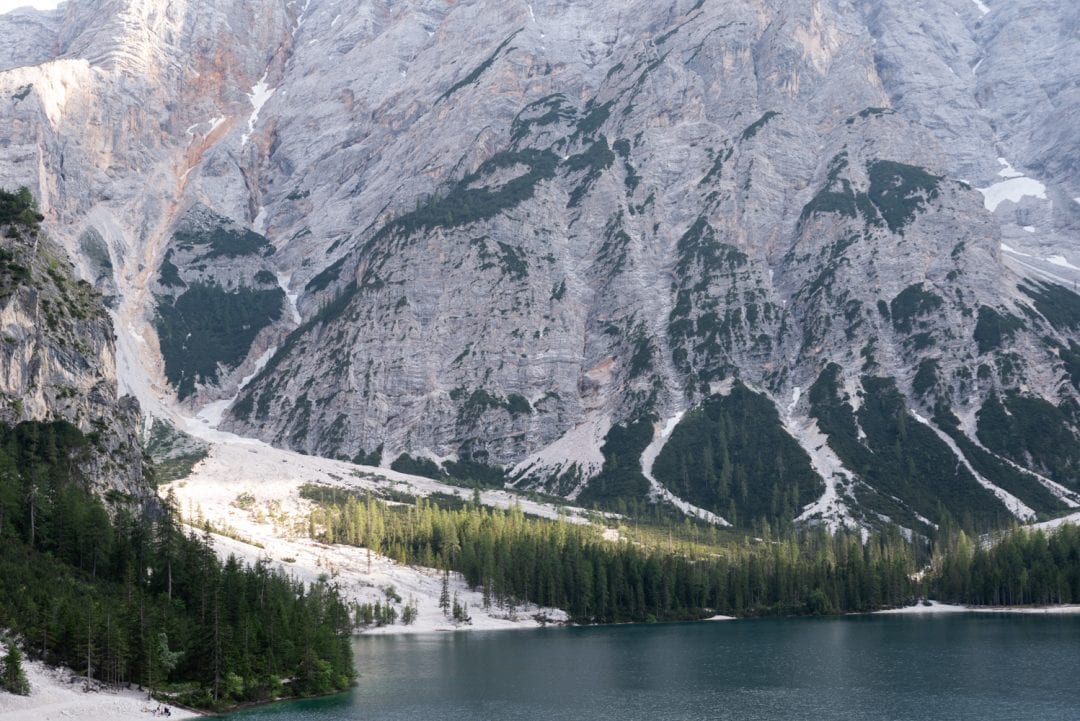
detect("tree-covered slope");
top-left (0, 420), bottom-right (354, 709)
top-left (0, 191), bottom-right (354, 710)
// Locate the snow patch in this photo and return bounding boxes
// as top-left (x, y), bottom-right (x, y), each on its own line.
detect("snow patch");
top-left (1022, 225), bottom-right (1036, 233)
top-left (159, 438), bottom-right (597, 636)
top-left (970, 0), bottom-right (990, 15)
top-left (290, 0), bottom-right (312, 37)
top-left (185, 116), bottom-right (226, 138)
top-left (843, 375), bottom-right (864, 414)
top-left (240, 72), bottom-right (275, 147)
top-left (413, 447), bottom-right (459, 467)
top-left (0, 0), bottom-right (63, 14)
top-left (601, 527), bottom-right (623, 543)
top-left (640, 411), bottom-right (731, 526)
top-left (252, 205), bottom-right (267, 234)
top-left (1047, 255), bottom-right (1080, 272)
top-left (239, 346), bottom-right (275, 390)
top-left (709, 378), bottom-right (735, 396)
top-left (1001, 248), bottom-right (1079, 287)
top-left (955, 425), bottom-right (1080, 509)
top-left (1000, 242), bottom-right (1030, 257)
top-left (192, 398), bottom-right (232, 430)
top-left (276, 271), bottom-right (302, 324)
top-left (877, 600), bottom-right (972, 615)
top-left (778, 375), bottom-right (862, 531)
top-left (977, 160), bottom-right (1047, 212)
top-left (189, 347), bottom-right (275, 433)
top-left (997, 158), bottom-right (1023, 178)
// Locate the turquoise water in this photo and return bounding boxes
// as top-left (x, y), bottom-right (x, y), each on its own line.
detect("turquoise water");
top-left (228, 615), bottom-right (1080, 720)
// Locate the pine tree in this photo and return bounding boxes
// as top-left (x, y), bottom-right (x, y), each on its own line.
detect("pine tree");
top-left (439, 569), bottom-right (450, 615)
top-left (1, 643), bottom-right (30, 696)
top-left (401, 596), bottom-right (418, 625)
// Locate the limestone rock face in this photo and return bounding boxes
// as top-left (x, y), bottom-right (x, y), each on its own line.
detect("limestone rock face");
top-left (0, 214), bottom-right (146, 501)
top-left (1, 0), bottom-right (1079, 527)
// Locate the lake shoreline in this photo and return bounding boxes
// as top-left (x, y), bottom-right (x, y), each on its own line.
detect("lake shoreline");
top-left (874, 599), bottom-right (1080, 615)
top-left (352, 600), bottom-right (1080, 636)
top-left (0, 657), bottom-right (202, 721)
top-left (0, 655), bottom-right (363, 721)
top-left (245, 614), bottom-right (1080, 720)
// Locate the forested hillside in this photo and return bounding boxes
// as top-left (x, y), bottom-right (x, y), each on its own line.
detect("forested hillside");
top-left (302, 486), bottom-right (920, 620)
top-left (0, 196), bottom-right (354, 711)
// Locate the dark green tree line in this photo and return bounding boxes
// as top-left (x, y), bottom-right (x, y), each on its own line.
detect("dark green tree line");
top-left (0, 421), bottom-right (354, 710)
top-left (932, 524), bottom-right (1080, 606)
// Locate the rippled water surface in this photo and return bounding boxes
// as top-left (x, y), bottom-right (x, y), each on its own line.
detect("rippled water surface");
top-left (228, 615), bottom-right (1080, 721)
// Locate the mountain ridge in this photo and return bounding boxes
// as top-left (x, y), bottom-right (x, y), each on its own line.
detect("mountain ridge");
top-left (2, 0), bottom-right (1079, 531)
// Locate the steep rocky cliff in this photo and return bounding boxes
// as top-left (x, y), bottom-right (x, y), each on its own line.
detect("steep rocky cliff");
top-left (0, 188), bottom-right (147, 501)
top-left (2, 0), bottom-right (1079, 530)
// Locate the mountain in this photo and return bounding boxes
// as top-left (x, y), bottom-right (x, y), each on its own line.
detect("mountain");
top-left (2, 0), bottom-right (1079, 533)
top-left (0, 187), bottom-right (147, 501)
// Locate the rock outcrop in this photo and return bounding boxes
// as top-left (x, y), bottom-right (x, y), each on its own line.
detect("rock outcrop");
top-left (0, 194), bottom-right (147, 502)
top-left (1, 0), bottom-right (1079, 529)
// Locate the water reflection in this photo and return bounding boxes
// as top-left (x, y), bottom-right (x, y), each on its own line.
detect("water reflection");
top-left (230, 616), bottom-right (1080, 721)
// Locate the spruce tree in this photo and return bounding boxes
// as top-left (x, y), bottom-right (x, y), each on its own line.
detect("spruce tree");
top-left (1, 643), bottom-right (30, 696)
top-left (439, 569), bottom-right (451, 615)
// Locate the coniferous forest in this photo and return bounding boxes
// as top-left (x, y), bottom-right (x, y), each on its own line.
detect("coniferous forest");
top-left (303, 487), bottom-right (920, 621)
top-left (3, 416), bottom-right (1079, 712)
top-left (304, 486), bottom-right (1080, 623)
top-left (0, 421), bottom-right (354, 710)
top-left (932, 525), bottom-right (1080, 605)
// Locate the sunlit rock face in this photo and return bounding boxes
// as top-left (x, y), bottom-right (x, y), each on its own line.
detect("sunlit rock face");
top-left (1, 0), bottom-right (1079, 529)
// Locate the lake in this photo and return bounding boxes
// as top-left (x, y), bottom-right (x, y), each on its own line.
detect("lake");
top-left (227, 614), bottom-right (1080, 720)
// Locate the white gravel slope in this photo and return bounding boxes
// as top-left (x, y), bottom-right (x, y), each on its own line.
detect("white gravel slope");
top-left (0, 659), bottom-right (199, 720)
top-left (164, 443), bottom-right (571, 636)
